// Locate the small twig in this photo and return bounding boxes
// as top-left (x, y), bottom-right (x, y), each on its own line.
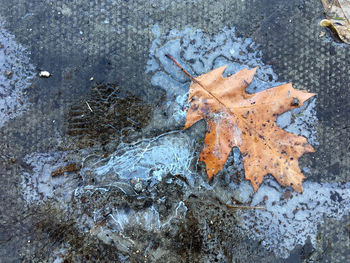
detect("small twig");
top-left (126, 117), bottom-right (138, 125)
top-left (86, 101), bottom-right (93, 112)
top-left (225, 204), bottom-right (266, 210)
top-left (213, 196), bottom-right (266, 210)
top-left (165, 54), bottom-right (195, 80)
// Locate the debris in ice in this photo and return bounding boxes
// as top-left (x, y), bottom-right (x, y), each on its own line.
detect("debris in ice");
top-left (108, 205), bottom-right (161, 232)
top-left (20, 136), bottom-right (349, 259)
top-left (0, 21), bottom-right (35, 127)
top-left (88, 201), bottom-right (188, 252)
top-left (21, 131), bottom-right (195, 203)
top-left (21, 151), bottom-right (80, 203)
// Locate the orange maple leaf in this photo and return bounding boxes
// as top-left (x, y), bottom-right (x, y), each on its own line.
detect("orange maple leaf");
top-left (167, 54), bottom-right (315, 193)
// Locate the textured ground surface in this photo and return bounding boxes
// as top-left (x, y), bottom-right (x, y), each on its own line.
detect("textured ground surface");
top-left (0, 0), bottom-right (349, 262)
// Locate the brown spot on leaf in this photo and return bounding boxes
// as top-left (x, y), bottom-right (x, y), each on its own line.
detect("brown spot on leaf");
top-left (291, 97), bottom-right (300, 106)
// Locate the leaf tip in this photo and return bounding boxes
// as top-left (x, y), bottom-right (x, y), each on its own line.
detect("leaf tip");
top-left (245, 67), bottom-right (258, 76)
top-left (252, 183), bottom-right (259, 192)
top-left (305, 144), bottom-right (315, 153)
top-left (294, 184), bottom-right (304, 193)
top-left (183, 121), bottom-right (193, 130)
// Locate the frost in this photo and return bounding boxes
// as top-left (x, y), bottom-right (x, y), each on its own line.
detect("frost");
top-left (0, 20), bottom-right (34, 127)
top-left (108, 205), bottom-right (161, 232)
top-left (95, 131), bottom-right (195, 183)
top-left (238, 180), bottom-right (350, 258)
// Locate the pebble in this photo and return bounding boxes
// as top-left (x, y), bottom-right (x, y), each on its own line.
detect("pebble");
top-left (134, 182), bottom-right (143, 193)
top-left (4, 70), bottom-right (13, 79)
top-left (39, 71), bottom-right (51, 78)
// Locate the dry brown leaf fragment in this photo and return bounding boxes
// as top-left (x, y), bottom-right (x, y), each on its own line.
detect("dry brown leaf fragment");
top-left (51, 163), bottom-right (80, 177)
top-left (321, 0), bottom-right (350, 43)
top-left (167, 55), bottom-right (315, 193)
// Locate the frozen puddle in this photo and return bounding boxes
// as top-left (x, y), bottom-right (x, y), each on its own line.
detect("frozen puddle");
top-left (238, 180), bottom-right (350, 258)
top-left (20, 25), bottom-right (348, 260)
top-left (21, 132), bottom-right (196, 204)
top-left (94, 131), bottom-right (195, 183)
top-left (0, 20), bottom-right (34, 127)
top-left (21, 144), bottom-right (350, 259)
top-left (21, 151), bottom-right (79, 204)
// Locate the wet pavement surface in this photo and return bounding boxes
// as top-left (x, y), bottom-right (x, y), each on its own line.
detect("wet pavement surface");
top-left (0, 0), bottom-right (349, 262)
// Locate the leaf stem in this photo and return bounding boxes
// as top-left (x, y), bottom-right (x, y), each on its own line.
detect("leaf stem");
top-left (165, 54), bottom-right (221, 101)
top-left (165, 54), bottom-right (194, 80)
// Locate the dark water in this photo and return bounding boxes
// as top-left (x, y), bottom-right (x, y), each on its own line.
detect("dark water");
top-left (0, 0), bottom-right (349, 262)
